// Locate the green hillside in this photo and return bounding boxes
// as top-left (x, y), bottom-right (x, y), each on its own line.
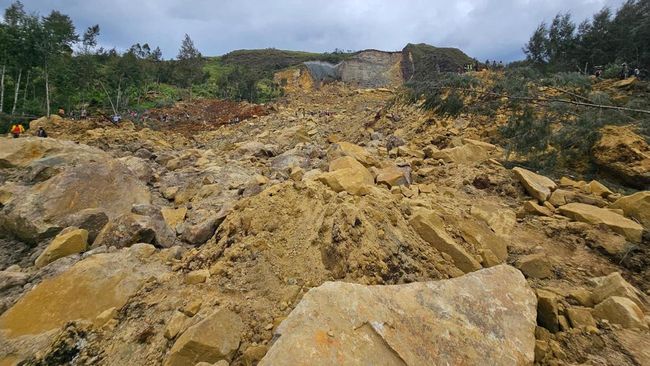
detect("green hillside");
top-left (403, 43), bottom-right (476, 82)
top-left (220, 48), bottom-right (353, 75)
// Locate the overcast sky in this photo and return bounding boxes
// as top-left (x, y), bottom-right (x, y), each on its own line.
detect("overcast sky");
top-left (2, 0), bottom-right (627, 61)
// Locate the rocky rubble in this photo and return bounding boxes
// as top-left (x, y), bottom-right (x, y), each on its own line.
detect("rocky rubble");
top-left (0, 82), bottom-right (648, 365)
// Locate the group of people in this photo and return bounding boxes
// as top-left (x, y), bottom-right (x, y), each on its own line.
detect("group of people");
top-left (592, 63), bottom-right (643, 80)
top-left (56, 107), bottom-right (88, 120)
top-left (619, 63), bottom-right (642, 80)
top-left (9, 123), bottom-right (47, 138)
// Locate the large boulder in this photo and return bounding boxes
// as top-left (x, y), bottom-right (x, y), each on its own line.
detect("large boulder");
top-left (0, 270), bottom-right (30, 291)
top-left (470, 203), bottom-right (516, 237)
top-left (164, 309), bottom-right (243, 366)
top-left (34, 228), bottom-right (88, 268)
top-left (558, 203), bottom-right (643, 242)
top-left (410, 209), bottom-right (482, 273)
top-left (118, 156), bottom-right (154, 183)
top-left (375, 164), bottom-right (409, 188)
top-left (28, 115), bottom-right (64, 132)
top-left (591, 272), bottom-right (648, 311)
top-left (0, 250), bottom-right (168, 339)
top-left (317, 156), bottom-right (374, 196)
top-left (512, 167), bottom-right (557, 202)
top-left (593, 297), bottom-right (648, 330)
top-left (610, 191), bottom-right (650, 228)
top-left (592, 126), bottom-right (650, 189)
top-left (61, 209), bottom-right (109, 245)
top-left (537, 289), bottom-right (561, 333)
top-left (181, 217), bottom-right (222, 245)
top-left (457, 218), bottom-right (508, 266)
top-left (260, 265), bottom-right (537, 365)
top-left (0, 159), bottom-right (151, 243)
top-left (235, 141), bottom-right (277, 158)
top-left (516, 253), bottom-right (553, 279)
top-left (328, 142), bottom-right (378, 167)
top-left (93, 211), bottom-right (175, 249)
top-left (0, 136), bottom-right (108, 171)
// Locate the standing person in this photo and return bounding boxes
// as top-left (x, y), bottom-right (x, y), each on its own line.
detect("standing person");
top-left (36, 127), bottom-right (48, 138)
top-left (620, 63), bottom-right (630, 79)
top-left (594, 67), bottom-right (603, 78)
top-left (10, 123), bottom-right (24, 138)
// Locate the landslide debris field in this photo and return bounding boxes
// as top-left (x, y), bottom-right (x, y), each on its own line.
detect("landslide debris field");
top-left (1, 75), bottom-right (649, 366)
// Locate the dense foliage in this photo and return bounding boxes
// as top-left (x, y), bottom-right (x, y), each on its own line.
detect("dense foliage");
top-left (0, 1), bottom-right (205, 126)
top-left (524, 0), bottom-right (650, 74)
top-left (406, 69), bottom-right (650, 175)
top-left (402, 43), bottom-right (477, 82)
top-left (0, 1), bottom-right (352, 128)
top-left (200, 49), bottom-right (353, 103)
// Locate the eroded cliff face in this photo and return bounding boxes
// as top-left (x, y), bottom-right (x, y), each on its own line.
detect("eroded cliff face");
top-left (278, 50), bottom-right (404, 91)
top-left (338, 50), bottom-right (404, 88)
top-left (276, 44), bottom-right (474, 92)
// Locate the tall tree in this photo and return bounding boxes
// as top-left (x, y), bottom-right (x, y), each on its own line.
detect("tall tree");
top-left (2, 1), bottom-right (28, 114)
top-left (524, 23), bottom-right (549, 65)
top-left (175, 34), bottom-right (205, 100)
top-left (546, 13), bottom-right (576, 70)
top-left (39, 10), bottom-right (78, 116)
top-left (0, 23), bottom-right (7, 113)
top-left (77, 24), bottom-right (100, 106)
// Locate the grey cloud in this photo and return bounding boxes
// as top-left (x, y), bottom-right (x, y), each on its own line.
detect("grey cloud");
top-left (4, 0), bottom-right (627, 61)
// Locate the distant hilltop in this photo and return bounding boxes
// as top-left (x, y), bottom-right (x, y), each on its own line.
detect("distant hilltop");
top-left (216, 44), bottom-right (475, 90)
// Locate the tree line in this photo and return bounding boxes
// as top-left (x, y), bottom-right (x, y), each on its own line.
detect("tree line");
top-left (524, 0), bottom-right (649, 75)
top-left (0, 1), bottom-right (206, 120)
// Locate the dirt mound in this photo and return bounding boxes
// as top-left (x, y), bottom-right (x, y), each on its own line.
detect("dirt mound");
top-left (146, 99), bottom-right (271, 136)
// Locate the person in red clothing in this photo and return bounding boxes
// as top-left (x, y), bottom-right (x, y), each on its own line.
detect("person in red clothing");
top-left (10, 123), bottom-right (24, 138)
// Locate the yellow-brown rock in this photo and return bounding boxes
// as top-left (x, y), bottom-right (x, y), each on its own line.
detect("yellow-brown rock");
top-left (0, 250), bottom-right (167, 338)
top-left (610, 191), bottom-right (650, 228)
top-left (512, 167), bottom-right (557, 202)
top-left (164, 309), bottom-right (244, 366)
top-left (559, 203), bottom-right (643, 242)
top-left (375, 165), bottom-right (407, 187)
top-left (593, 297), bottom-right (647, 330)
top-left (161, 207), bottom-right (187, 230)
top-left (34, 228), bottom-right (88, 268)
top-left (410, 209), bottom-right (481, 273)
top-left (317, 156), bottom-right (374, 196)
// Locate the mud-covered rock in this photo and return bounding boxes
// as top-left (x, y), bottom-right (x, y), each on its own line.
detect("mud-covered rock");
top-left (0, 159), bottom-right (150, 244)
top-left (593, 296), bottom-right (648, 330)
top-left (512, 167), bottom-right (557, 202)
top-left (610, 191), bottom-right (650, 228)
top-left (559, 203), bottom-right (643, 242)
top-left (593, 126), bottom-right (650, 189)
top-left (317, 156), bottom-right (374, 196)
top-left (410, 209), bottom-right (482, 273)
top-left (164, 309), bottom-right (243, 366)
top-left (93, 212), bottom-right (175, 249)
